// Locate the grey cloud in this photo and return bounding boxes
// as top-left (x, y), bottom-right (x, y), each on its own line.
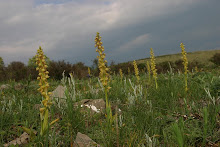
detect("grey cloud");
top-left (0, 0), bottom-right (219, 65)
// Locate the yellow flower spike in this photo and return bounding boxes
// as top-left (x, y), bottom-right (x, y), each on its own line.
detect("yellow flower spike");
top-left (133, 60), bottom-right (140, 82)
top-left (47, 102), bottom-right (53, 106)
top-left (45, 83), bottom-right (49, 88)
top-left (119, 68), bottom-right (123, 83)
top-left (41, 92), bottom-right (46, 96)
top-left (146, 61), bottom-right (151, 83)
top-left (40, 108), bottom-right (45, 113)
top-left (42, 99), bottom-right (47, 105)
top-left (180, 43), bottom-right (188, 92)
top-left (45, 94), bottom-right (50, 99)
top-left (88, 67), bottom-right (91, 76)
top-left (35, 46), bottom-right (58, 136)
top-left (128, 67), bottom-right (130, 74)
top-left (95, 32), bottom-right (113, 130)
top-left (150, 48), bottom-right (158, 89)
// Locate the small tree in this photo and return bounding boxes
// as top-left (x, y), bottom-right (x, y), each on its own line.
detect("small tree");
top-left (48, 60), bottom-right (73, 80)
top-left (6, 61), bottom-right (27, 81)
top-left (0, 57), bottom-right (4, 67)
top-left (72, 62), bottom-right (88, 79)
top-left (0, 57), bottom-right (6, 81)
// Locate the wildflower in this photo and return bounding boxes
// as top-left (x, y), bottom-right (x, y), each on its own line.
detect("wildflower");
top-left (133, 60), bottom-right (140, 82)
top-left (180, 43), bottom-right (188, 92)
top-left (150, 48), bottom-right (158, 89)
top-left (88, 67), bottom-right (91, 77)
top-left (128, 67), bottom-right (130, 75)
top-left (119, 68), bottom-right (123, 82)
top-left (95, 32), bottom-right (111, 91)
top-left (36, 46), bottom-right (58, 136)
top-left (95, 32), bottom-right (114, 128)
top-left (146, 61), bottom-right (151, 83)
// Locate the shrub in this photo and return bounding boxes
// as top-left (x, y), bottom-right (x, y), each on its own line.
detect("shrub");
top-left (210, 53), bottom-right (220, 66)
top-left (26, 66), bottom-right (38, 80)
top-left (48, 60), bottom-right (88, 80)
top-left (110, 62), bottom-right (134, 75)
top-left (188, 60), bottom-right (204, 71)
top-left (0, 57), bottom-right (6, 81)
top-left (137, 63), bottom-right (146, 72)
top-left (210, 77), bottom-right (220, 97)
top-left (6, 61), bottom-right (28, 81)
top-left (48, 60), bottom-right (73, 80)
top-left (156, 61), bottom-right (175, 74)
top-left (174, 59), bottom-right (184, 72)
top-left (72, 62), bottom-right (88, 79)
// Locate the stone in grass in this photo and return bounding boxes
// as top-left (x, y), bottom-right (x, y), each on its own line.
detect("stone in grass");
top-left (52, 85), bottom-right (66, 99)
top-left (73, 132), bottom-right (101, 147)
top-left (14, 83), bottom-right (24, 91)
top-left (4, 132), bottom-right (29, 147)
top-left (51, 85), bottom-right (68, 105)
top-left (74, 99), bottom-right (105, 114)
top-left (0, 84), bottom-right (10, 91)
top-left (75, 99), bottom-right (122, 116)
top-left (33, 104), bottom-right (41, 110)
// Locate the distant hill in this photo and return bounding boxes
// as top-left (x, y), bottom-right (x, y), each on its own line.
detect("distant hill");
top-left (137, 49), bottom-right (220, 66)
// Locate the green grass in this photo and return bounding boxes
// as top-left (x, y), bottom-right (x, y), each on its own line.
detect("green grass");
top-left (0, 67), bottom-right (219, 146)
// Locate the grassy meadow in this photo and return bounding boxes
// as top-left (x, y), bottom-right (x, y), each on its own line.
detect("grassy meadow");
top-left (0, 35), bottom-right (220, 146)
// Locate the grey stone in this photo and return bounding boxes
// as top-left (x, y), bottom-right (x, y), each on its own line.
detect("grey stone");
top-left (73, 132), bottom-right (101, 147)
top-left (52, 85), bottom-right (66, 99)
top-left (14, 83), bottom-right (24, 90)
top-left (0, 84), bottom-right (10, 91)
top-left (75, 99), bottom-right (105, 114)
top-left (4, 132), bottom-right (29, 147)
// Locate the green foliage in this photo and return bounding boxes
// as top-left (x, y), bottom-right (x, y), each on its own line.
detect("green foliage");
top-left (72, 62), bottom-right (88, 79)
top-left (210, 53), bottom-right (220, 66)
top-left (0, 57), bottom-right (4, 68)
top-left (48, 60), bottom-right (73, 80)
top-left (138, 50), bottom-right (220, 67)
top-left (209, 77), bottom-right (220, 97)
top-left (202, 107), bottom-right (208, 146)
top-left (0, 57), bottom-right (5, 81)
top-left (48, 60), bottom-right (88, 80)
top-left (156, 60), bottom-right (204, 74)
top-left (137, 63), bottom-right (146, 71)
top-left (156, 61), bottom-right (175, 73)
top-left (110, 62), bottom-right (134, 75)
top-left (172, 119), bottom-right (184, 147)
top-left (6, 61), bottom-right (28, 81)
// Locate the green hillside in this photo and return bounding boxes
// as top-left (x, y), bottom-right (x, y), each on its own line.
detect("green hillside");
top-left (137, 49), bottom-right (220, 66)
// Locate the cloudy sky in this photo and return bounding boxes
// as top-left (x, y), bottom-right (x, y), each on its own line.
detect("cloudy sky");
top-left (0, 0), bottom-right (219, 65)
